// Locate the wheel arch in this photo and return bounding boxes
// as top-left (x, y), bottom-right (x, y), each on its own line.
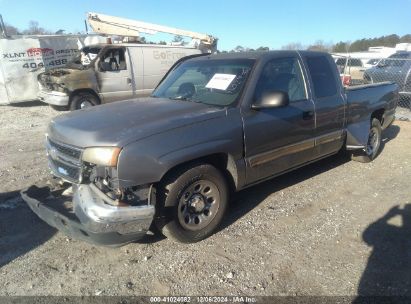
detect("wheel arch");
top-left (69, 89), bottom-right (101, 105)
top-left (159, 153), bottom-right (239, 194)
top-left (371, 108), bottom-right (385, 125)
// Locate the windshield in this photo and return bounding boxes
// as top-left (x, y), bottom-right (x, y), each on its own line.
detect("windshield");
top-left (367, 58), bottom-right (380, 65)
top-left (380, 52), bottom-right (411, 67)
top-left (152, 58), bottom-right (255, 107)
top-left (66, 46), bottom-right (102, 68)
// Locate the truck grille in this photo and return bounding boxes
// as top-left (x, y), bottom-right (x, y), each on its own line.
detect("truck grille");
top-left (49, 138), bottom-right (82, 160)
top-left (46, 137), bottom-right (83, 183)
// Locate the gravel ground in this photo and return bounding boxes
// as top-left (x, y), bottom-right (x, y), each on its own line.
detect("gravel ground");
top-left (0, 102), bottom-right (410, 297)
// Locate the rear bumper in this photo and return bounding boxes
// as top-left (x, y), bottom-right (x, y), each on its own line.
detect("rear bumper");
top-left (21, 182), bottom-right (155, 247)
top-left (38, 90), bottom-right (69, 106)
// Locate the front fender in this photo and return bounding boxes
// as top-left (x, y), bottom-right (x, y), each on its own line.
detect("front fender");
top-left (116, 109), bottom-right (244, 188)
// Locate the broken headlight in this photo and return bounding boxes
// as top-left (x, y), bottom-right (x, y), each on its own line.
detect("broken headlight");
top-left (82, 147), bottom-right (121, 167)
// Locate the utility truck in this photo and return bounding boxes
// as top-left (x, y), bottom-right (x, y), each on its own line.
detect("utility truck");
top-left (37, 12), bottom-right (217, 110)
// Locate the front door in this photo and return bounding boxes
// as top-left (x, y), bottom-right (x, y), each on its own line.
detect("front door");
top-left (243, 56), bottom-right (316, 184)
top-left (96, 47), bottom-right (134, 103)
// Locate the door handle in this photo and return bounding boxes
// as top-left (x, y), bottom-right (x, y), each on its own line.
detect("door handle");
top-left (303, 111), bottom-right (314, 120)
top-left (127, 77), bottom-right (132, 86)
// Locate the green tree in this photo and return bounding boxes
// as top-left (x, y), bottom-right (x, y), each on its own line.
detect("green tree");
top-left (256, 46), bottom-right (269, 51)
top-left (4, 23), bottom-right (19, 35)
top-left (307, 40), bottom-right (332, 52)
top-left (333, 41), bottom-right (350, 52)
top-left (400, 34), bottom-right (411, 43)
top-left (233, 45), bottom-right (245, 52)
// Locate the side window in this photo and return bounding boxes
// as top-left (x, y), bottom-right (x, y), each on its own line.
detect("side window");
top-left (306, 56), bottom-right (337, 98)
top-left (349, 58), bottom-right (362, 67)
top-left (254, 57), bottom-right (307, 102)
top-left (335, 58), bottom-right (345, 66)
top-left (101, 48), bottom-right (127, 71)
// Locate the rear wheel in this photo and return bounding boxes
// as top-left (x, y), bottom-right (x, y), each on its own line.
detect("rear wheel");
top-left (69, 92), bottom-right (99, 111)
top-left (155, 163), bottom-right (228, 243)
top-left (351, 118), bottom-right (382, 163)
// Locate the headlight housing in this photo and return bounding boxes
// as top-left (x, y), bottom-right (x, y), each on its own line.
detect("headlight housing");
top-left (82, 147), bottom-right (121, 167)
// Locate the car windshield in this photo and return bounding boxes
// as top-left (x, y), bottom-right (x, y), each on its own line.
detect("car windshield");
top-left (66, 46), bottom-right (102, 69)
top-left (381, 52), bottom-right (411, 67)
top-left (367, 58), bottom-right (380, 65)
top-left (152, 58), bottom-right (255, 107)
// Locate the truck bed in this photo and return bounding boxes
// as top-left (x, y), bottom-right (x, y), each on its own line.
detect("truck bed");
top-left (345, 82), bottom-right (398, 148)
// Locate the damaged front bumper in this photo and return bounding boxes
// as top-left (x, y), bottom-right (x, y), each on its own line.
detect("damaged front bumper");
top-left (21, 181), bottom-right (155, 247)
top-left (38, 90), bottom-right (69, 106)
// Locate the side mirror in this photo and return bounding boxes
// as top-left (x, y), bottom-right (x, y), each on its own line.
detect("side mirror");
top-left (252, 91), bottom-right (290, 109)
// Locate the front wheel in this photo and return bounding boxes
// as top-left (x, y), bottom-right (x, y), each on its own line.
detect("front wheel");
top-left (69, 92), bottom-right (99, 111)
top-left (351, 118), bottom-right (382, 163)
top-left (155, 164), bottom-right (229, 243)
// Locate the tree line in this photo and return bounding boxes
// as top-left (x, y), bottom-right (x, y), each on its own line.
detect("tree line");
top-left (222, 34), bottom-right (411, 53)
top-left (3, 20), bottom-right (81, 35)
top-left (4, 20), bottom-right (411, 54)
top-left (333, 34), bottom-right (411, 52)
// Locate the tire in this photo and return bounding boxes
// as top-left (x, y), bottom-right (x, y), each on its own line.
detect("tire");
top-left (154, 163), bottom-right (229, 243)
top-left (351, 118), bottom-right (382, 163)
top-left (69, 92), bottom-right (99, 111)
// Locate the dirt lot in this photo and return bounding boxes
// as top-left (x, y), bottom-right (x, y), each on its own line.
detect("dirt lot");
top-left (0, 102), bottom-right (410, 297)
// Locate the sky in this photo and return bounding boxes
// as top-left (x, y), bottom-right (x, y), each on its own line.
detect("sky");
top-left (1, 0), bottom-right (410, 51)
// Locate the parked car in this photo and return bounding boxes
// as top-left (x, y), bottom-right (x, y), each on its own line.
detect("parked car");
top-left (364, 58), bottom-right (382, 68)
top-left (364, 51), bottom-right (411, 107)
top-left (335, 57), bottom-right (366, 85)
top-left (37, 43), bottom-right (202, 110)
top-left (22, 51), bottom-right (398, 246)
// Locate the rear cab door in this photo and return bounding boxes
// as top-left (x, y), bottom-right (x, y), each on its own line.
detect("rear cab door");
top-left (300, 53), bottom-right (346, 157)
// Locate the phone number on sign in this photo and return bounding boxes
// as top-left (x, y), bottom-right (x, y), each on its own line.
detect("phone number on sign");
top-left (22, 59), bottom-right (68, 69)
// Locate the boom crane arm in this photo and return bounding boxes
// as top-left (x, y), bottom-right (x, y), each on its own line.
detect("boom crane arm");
top-left (87, 12), bottom-right (217, 52)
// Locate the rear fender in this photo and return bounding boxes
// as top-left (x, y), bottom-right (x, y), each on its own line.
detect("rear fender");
top-left (346, 114), bottom-right (371, 150)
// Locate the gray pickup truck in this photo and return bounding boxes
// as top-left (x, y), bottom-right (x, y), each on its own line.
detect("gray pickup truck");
top-left (22, 51), bottom-right (398, 246)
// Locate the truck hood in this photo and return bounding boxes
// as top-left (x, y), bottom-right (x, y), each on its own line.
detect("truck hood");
top-left (48, 98), bottom-right (227, 148)
top-left (38, 68), bottom-right (71, 85)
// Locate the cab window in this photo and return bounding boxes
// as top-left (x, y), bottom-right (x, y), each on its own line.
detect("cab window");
top-left (254, 57), bottom-right (307, 102)
top-left (100, 48), bottom-right (127, 71)
top-left (306, 56), bottom-right (337, 98)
